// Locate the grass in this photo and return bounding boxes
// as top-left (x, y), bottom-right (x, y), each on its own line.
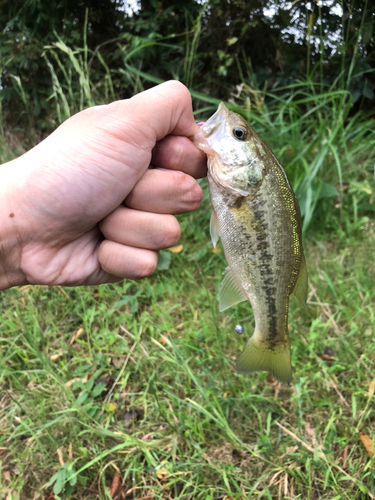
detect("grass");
top-left (38, 33), bottom-right (375, 233)
top-left (1, 16), bottom-right (375, 499)
top-left (0, 186), bottom-right (374, 498)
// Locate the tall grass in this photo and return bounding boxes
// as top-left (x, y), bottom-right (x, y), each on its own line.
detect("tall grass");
top-left (124, 62), bottom-right (375, 233)
top-left (232, 80), bottom-right (375, 232)
top-left (40, 29), bottom-right (375, 234)
top-left (41, 11), bottom-right (116, 126)
top-left (42, 37), bottom-right (116, 124)
top-left (8, 33), bottom-right (375, 234)
top-left (4, 5), bottom-right (374, 234)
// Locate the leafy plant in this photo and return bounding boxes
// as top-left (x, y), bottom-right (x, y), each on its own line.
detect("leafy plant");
top-left (47, 461), bottom-right (77, 498)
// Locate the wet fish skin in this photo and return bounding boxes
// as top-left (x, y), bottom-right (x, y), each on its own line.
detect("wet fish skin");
top-left (193, 103), bottom-right (307, 383)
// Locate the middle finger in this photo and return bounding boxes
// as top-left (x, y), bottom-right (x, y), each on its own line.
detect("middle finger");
top-left (100, 206), bottom-right (181, 250)
top-left (124, 169), bottom-right (203, 215)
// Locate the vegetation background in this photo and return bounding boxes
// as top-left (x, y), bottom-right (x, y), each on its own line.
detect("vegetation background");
top-left (0, 0), bottom-right (374, 498)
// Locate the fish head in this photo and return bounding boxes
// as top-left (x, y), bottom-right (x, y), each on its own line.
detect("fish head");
top-left (193, 103), bottom-right (266, 196)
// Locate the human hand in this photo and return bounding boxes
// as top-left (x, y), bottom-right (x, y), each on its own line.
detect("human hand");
top-left (0, 81), bottom-right (206, 290)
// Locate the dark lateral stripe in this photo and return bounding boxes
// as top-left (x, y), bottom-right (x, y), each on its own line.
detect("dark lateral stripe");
top-left (252, 196), bottom-right (279, 339)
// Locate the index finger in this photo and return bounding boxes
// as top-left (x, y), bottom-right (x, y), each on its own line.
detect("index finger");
top-left (151, 136), bottom-right (207, 179)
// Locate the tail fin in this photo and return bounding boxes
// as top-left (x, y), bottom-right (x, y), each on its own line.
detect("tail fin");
top-left (235, 336), bottom-right (292, 384)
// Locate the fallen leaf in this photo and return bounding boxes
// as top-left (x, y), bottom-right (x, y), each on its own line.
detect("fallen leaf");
top-left (286, 446), bottom-right (299, 454)
top-left (156, 466), bottom-right (169, 479)
top-left (367, 380), bottom-right (375, 398)
top-left (321, 347), bottom-right (335, 360)
top-left (103, 402), bottom-right (118, 413)
top-left (305, 422), bottom-right (317, 445)
top-left (95, 376), bottom-right (114, 387)
top-left (108, 470), bottom-right (122, 498)
top-left (65, 378), bottom-right (81, 387)
top-left (57, 448), bottom-right (64, 466)
top-left (155, 461), bottom-right (170, 479)
top-left (169, 244), bottom-right (183, 253)
top-left (70, 327), bottom-right (84, 345)
top-left (320, 353), bottom-right (335, 360)
top-left (160, 332), bottom-right (168, 345)
top-left (141, 432), bottom-right (154, 442)
top-left (124, 409), bottom-right (143, 425)
top-left (65, 374), bottom-right (90, 387)
top-left (359, 431), bottom-right (374, 457)
top-left (49, 352), bottom-right (65, 361)
top-left (112, 357), bottom-right (124, 368)
top-left (118, 387), bottom-right (131, 398)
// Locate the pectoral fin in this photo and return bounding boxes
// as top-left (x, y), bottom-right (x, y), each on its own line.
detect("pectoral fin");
top-left (236, 336), bottom-right (292, 384)
top-left (219, 267), bottom-right (247, 311)
top-left (210, 210), bottom-right (220, 248)
top-left (293, 254), bottom-right (308, 304)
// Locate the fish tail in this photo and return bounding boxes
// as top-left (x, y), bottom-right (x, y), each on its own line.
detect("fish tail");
top-left (235, 336), bottom-right (292, 384)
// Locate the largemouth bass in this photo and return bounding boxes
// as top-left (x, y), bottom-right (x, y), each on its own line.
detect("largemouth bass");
top-left (193, 103), bottom-right (308, 384)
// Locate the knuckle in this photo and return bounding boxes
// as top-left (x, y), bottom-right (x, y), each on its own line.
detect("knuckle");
top-left (163, 81), bottom-right (192, 114)
top-left (168, 139), bottom-right (185, 171)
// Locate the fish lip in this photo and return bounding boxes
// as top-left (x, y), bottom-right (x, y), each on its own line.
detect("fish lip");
top-left (199, 102), bottom-right (229, 137)
top-left (192, 102), bottom-right (229, 152)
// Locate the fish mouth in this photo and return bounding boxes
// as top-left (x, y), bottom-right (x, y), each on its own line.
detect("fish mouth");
top-left (192, 102), bottom-right (229, 153)
top-left (199, 102), bottom-right (229, 137)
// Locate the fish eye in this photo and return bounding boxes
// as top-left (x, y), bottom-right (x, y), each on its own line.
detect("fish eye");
top-left (233, 127), bottom-right (247, 141)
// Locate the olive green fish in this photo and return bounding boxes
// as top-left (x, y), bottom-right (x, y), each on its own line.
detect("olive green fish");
top-left (193, 103), bottom-right (308, 384)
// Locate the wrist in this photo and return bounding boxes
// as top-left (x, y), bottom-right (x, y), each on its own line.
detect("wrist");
top-left (0, 157), bottom-right (27, 290)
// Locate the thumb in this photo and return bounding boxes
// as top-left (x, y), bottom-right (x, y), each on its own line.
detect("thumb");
top-left (108, 80), bottom-right (198, 145)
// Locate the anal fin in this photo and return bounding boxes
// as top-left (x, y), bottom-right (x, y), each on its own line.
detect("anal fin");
top-left (219, 267), bottom-right (247, 311)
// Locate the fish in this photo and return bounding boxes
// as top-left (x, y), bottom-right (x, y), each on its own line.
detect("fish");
top-left (193, 103), bottom-right (308, 384)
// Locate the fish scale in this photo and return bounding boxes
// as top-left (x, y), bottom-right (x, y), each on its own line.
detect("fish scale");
top-left (193, 103), bottom-right (308, 384)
